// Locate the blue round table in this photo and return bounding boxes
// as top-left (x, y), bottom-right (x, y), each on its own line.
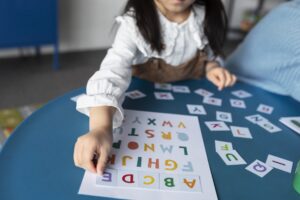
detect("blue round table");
top-left (1, 78), bottom-right (300, 200)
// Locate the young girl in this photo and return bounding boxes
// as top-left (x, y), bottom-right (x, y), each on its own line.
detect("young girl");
top-left (74, 0), bottom-right (236, 175)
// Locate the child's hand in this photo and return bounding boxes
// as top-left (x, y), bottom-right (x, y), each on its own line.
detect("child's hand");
top-left (206, 62), bottom-right (237, 91)
top-left (73, 128), bottom-right (113, 175)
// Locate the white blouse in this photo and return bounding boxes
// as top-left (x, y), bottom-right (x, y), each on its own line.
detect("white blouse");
top-left (76, 5), bottom-right (221, 129)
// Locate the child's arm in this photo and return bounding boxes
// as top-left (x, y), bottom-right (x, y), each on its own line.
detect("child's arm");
top-left (74, 106), bottom-right (115, 175)
top-left (206, 61), bottom-right (237, 91)
top-left (74, 15), bottom-right (138, 174)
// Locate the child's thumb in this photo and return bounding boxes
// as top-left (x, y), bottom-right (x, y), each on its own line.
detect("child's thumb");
top-left (96, 150), bottom-right (108, 175)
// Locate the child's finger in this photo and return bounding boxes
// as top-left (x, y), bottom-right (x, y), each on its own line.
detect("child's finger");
top-left (207, 74), bottom-right (222, 89)
top-left (76, 141), bottom-right (84, 167)
top-left (230, 75), bottom-right (237, 86)
top-left (85, 160), bottom-right (97, 173)
top-left (216, 70), bottom-right (226, 90)
top-left (96, 148), bottom-right (108, 175)
top-left (83, 147), bottom-right (97, 173)
top-left (224, 70), bottom-right (232, 87)
top-left (73, 141), bottom-right (80, 167)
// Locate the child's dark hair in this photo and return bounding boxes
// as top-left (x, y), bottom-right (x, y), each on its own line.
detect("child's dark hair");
top-left (123, 0), bottom-right (228, 56)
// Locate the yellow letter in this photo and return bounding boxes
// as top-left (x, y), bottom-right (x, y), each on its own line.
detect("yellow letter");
top-left (122, 155), bottom-right (132, 166)
top-left (143, 176), bottom-right (155, 185)
top-left (165, 159), bottom-right (178, 171)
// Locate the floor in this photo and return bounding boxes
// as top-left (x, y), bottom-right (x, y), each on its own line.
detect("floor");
top-left (0, 50), bottom-right (106, 109)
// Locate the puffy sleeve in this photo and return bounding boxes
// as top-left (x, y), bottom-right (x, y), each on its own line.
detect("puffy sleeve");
top-left (76, 15), bottom-right (137, 129)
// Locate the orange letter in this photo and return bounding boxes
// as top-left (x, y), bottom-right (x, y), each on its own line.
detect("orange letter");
top-left (184, 178), bottom-right (196, 188)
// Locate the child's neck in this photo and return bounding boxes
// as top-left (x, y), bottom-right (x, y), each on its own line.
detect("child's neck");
top-left (155, 3), bottom-right (192, 24)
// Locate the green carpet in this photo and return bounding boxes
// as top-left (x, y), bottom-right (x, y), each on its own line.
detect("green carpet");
top-left (0, 104), bottom-right (43, 149)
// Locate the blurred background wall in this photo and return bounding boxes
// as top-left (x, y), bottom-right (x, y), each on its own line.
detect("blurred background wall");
top-left (0, 0), bottom-right (282, 58)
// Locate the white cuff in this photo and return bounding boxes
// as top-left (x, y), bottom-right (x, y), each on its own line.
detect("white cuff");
top-left (76, 94), bottom-right (124, 129)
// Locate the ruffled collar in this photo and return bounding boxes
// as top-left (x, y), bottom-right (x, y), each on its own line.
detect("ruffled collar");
top-left (157, 6), bottom-right (194, 28)
top-left (133, 5), bottom-right (208, 58)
